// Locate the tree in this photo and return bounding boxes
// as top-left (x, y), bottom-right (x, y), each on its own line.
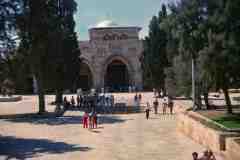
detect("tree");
top-left (0, 0), bottom-right (23, 95)
top-left (200, 0), bottom-right (240, 114)
top-left (143, 4), bottom-right (169, 93)
top-left (167, 0), bottom-right (208, 109)
top-left (17, 0), bottom-right (59, 114)
top-left (17, 0), bottom-right (81, 113)
top-left (45, 0), bottom-right (81, 106)
top-left (0, 0), bottom-right (21, 54)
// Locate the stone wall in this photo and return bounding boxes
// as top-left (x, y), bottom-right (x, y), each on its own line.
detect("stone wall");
top-left (175, 101), bottom-right (240, 159)
top-left (177, 112), bottom-right (226, 152)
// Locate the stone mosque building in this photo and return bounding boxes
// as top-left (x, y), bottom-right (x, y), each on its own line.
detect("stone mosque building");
top-left (77, 20), bottom-right (143, 91)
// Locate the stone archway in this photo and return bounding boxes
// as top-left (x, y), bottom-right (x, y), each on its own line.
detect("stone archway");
top-left (104, 56), bottom-right (133, 92)
top-left (76, 61), bottom-right (94, 91)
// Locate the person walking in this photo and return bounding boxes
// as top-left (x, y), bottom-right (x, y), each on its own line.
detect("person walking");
top-left (93, 112), bottom-right (98, 128)
top-left (82, 112), bottom-right (89, 128)
top-left (145, 102), bottom-right (151, 120)
top-left (163, 95), bottom-right (168, 114)
top-left (71, 96), bottom-right (75, 107)
top-left (138, 94), bottom-right (142, 101)
top-left (77, 95), bottom-right (81, 108)
top-left (134, 93), bottom-right (138, 102)
top-left (153, 98), bottom-right (159, 114)
top-left (89, 111), bottom-right (94, 129)
top-left (168, 96), bottom-right (174, 115)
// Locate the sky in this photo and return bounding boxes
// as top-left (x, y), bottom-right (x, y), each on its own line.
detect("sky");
top-left (74, 0), bottom-right (173, 40)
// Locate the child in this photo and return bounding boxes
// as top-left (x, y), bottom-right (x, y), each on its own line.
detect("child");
top-left (83, 112), bottom-right (89, 128)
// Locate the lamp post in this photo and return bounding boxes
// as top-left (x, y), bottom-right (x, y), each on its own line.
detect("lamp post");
top-left (192, 57), bottom-right (196, 110)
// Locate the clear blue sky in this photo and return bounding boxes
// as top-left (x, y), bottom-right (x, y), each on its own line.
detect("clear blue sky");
top-left (74, 0), bottom-right (174, 40)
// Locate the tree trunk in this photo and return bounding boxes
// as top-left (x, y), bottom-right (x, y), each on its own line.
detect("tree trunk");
top-left (37, 77), bottom-right (45, 114)
top-left (222, 88), bottom-right (233, 114)
top-left (196, 91), bottom-right (202, 110)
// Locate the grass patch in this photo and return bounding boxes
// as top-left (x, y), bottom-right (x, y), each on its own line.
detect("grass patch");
top-left (212, 115), bottom-right (240, 129)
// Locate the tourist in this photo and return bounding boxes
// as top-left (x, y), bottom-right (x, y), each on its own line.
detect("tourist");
top-left (80, 95), bottom-right (83, 108)
top-left (199, 150), bottom-right (216, 160)
top-left (168, 96), bottom-right (174, 114)
top-left (153, 98), bottom-right (159, 114)
top-left (192, 152), bottom-right (199, 160)
top-left (208, 150), bottom-right (216, 160)
top-left (77, 95), bottom-right (81, 107)
top-left (63, 96), bottom-right (68, 106)
top-left (145, 102), bottom-right (151, 119)
top-left (83, 111), bottom-right (89, 128)
top-left (160, 90), bottom-right (163, 98)
top-left (71, 96), bottom-right (75, 107)
top-left (93, 112), bottom-right (98, 128)
top-left (163, 95), bottom-right (168, 114)
top-left (134, 93), bottom-right (138, 102)
top-left (138, 93), bottom-right (142, 101)
top-left (200, 150), bottom-right (210, 160)
top-left (63, 96), bottom-right (70, 109)
top-left (89, 111), bottom-right (94, 129)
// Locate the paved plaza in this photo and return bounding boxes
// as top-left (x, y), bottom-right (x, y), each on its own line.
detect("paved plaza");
top-left (0, 93), bottom-right (206, 160)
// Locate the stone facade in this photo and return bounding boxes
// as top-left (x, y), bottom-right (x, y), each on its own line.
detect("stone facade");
top-left (79, 21), bottom-right (143, 91)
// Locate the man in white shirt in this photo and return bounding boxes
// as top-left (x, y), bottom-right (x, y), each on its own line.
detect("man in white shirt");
top-left (162, 96), bottom-right (168, 114)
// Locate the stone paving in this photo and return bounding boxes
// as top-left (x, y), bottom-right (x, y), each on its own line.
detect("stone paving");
top-left (0, 93), bottom-right (207, 160)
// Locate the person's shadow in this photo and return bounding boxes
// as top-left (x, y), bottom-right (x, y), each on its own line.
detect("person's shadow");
top-left (0, 135), bottom-right (92, 160)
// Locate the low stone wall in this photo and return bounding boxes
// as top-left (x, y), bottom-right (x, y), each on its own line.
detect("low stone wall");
top-left (226, 138), bottom-right (240, 160)
top-left (175, 101), bottom-right (240, 159)
top-left (176, 112), bottom-right (239, 152)
top-left (0, 96), bottom-right (22, 102)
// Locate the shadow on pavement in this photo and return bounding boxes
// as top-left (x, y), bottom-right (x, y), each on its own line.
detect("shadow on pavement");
top-left (0, 135), bottom-right (91, 160)
top-left (0, 113), bottom-right (131, 126)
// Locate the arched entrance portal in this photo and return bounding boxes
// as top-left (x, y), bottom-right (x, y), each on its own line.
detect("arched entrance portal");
top-left (76, 62), bottom-right (93, 91)
top-left (105, 60), bottom-right (129, 92)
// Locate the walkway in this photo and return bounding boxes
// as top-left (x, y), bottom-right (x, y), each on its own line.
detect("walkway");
top-left (0, 94), bottom-right (206, 160)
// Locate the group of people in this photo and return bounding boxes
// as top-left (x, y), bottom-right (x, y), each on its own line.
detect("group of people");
top-left (63, 95), bottom-right (85, 108)
top-left (145, 95), bottom-right (174, 120)
top-left (82, 111), bottom-right (98, 129)
top-left (62, 94), bottom-right (115, 112)
top-left (134, 93), bottom-right (142, 106)
top-left (192, 150), bottom-right (216, 160)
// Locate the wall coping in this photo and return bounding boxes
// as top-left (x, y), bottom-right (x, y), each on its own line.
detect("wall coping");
top-left (175, 100), bottom-right (240, 133)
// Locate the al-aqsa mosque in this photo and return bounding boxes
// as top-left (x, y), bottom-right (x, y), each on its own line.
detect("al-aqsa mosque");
top-left (77, 20), bottom-right (143, 91)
